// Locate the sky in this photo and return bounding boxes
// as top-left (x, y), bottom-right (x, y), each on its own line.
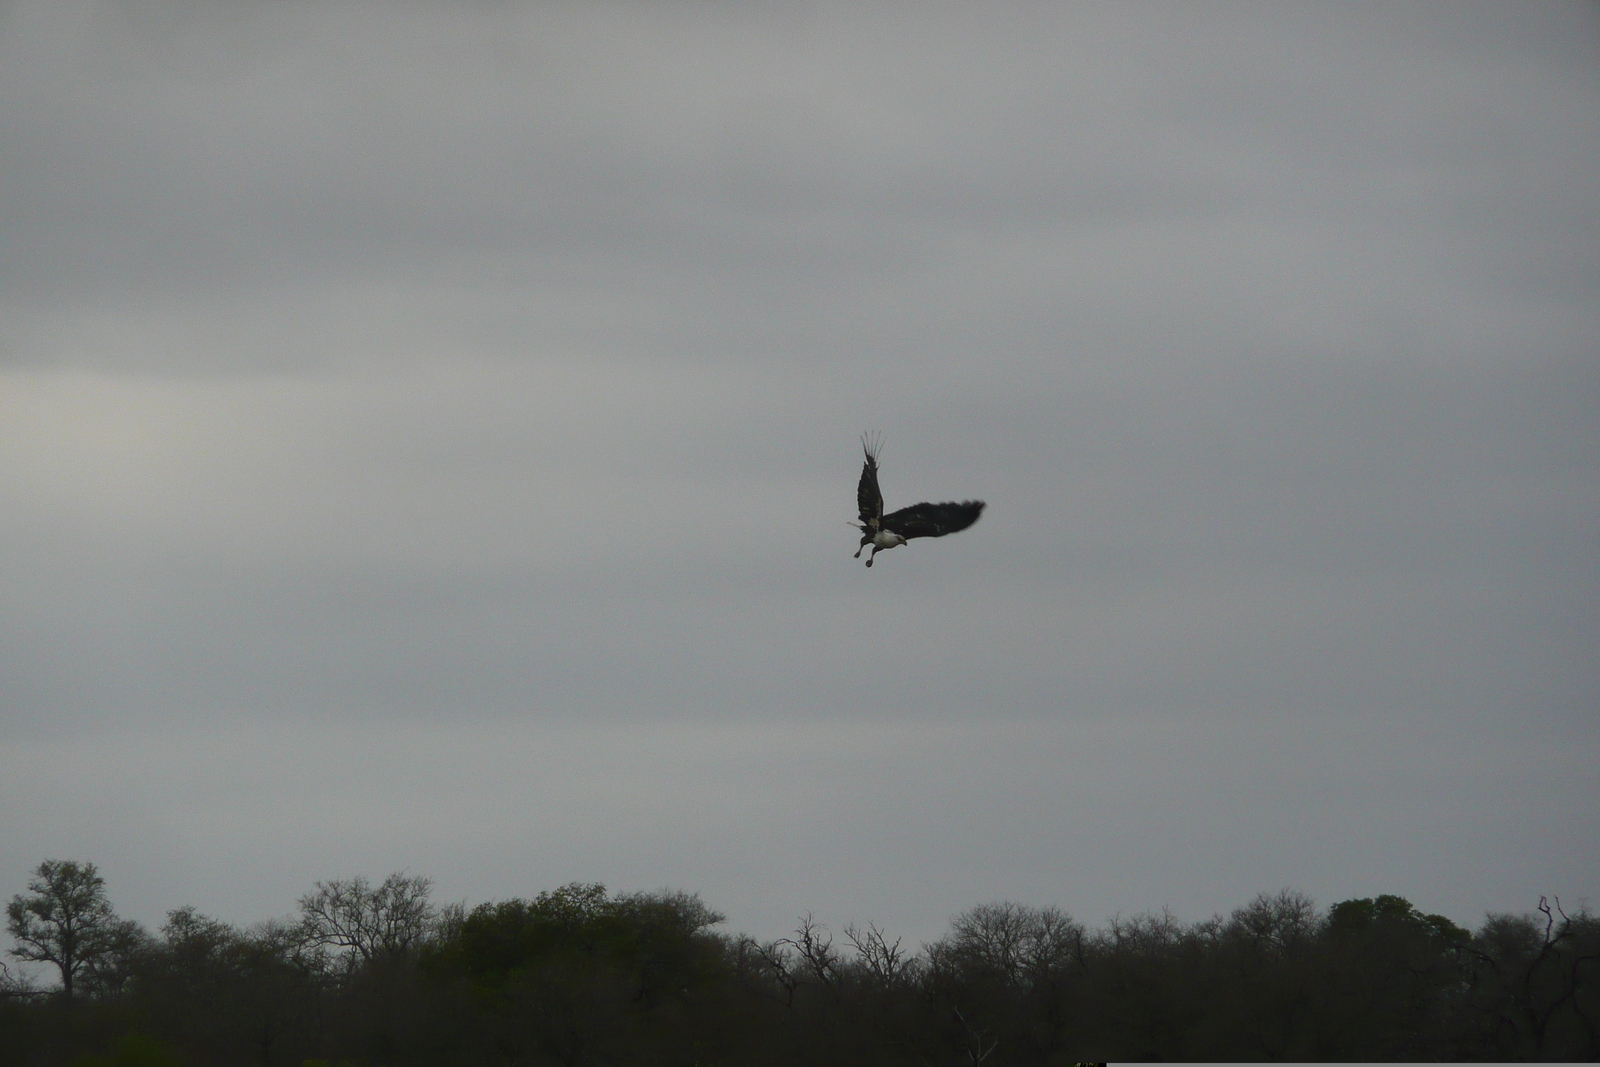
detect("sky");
top-left (2, 0), bottom-right (1597, 953)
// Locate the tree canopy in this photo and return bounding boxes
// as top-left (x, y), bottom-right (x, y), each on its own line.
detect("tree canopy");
top-left (5, 860), bottom-right (139, 1002)
top-left (4, 864), bottom-right (1596, 1064)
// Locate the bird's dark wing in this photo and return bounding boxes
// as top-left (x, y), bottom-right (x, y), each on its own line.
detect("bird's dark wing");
top-left (882, 500), bottom-right (985, 540)
top-left (857, 436), bottom-right (884, 527)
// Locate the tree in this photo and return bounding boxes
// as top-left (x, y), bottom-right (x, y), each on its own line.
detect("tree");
top-left (420, 883), bottom-right (735, 1065)
top-left (1460, 897), bottom-right (1600, 1059)
top-left (0, 958), bottom-right (41, 1001)
top-left (1318, 894), bottom-right (1471, 1058)
top-left (937, 901), bottom-right (1084, 988)
top-left (844, 922), bottom-right (918, 989)
top-left (132, 907), bottom-right (322, 1064)
top-left (297, 873), bottom-right (438, 969)
top-left (5, 859), bottom-right (131, 1001)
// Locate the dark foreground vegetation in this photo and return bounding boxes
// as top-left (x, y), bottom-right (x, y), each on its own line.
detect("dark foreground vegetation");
top-left (4, 861), bottom-right (1596, 1064)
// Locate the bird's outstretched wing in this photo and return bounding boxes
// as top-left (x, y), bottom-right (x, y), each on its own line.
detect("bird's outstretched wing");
top-left (882, 500), bottom-right (985, 540)
top-left (857, 433), bottom-right (885, 528)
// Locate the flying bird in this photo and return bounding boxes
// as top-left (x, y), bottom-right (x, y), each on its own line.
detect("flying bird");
top-left (853, 433), bottom-right (985, 567)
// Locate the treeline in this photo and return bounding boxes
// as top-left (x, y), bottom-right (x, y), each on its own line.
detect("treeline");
top-left (3, 861), bottom-right (1596, 1064)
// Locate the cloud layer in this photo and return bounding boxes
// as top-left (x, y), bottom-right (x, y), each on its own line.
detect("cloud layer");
top-left (2, 0), bottom-right (1596, 942)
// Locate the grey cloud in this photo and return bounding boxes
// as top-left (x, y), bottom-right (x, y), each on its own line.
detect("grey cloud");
top-left (1, 0), bottom-right (1595, 939)
top-left (6, 2), bottom-right (1594, 335)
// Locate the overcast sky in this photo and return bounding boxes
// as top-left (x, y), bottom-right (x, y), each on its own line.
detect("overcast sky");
top-left (2, 0), bottom-right (1596, 950)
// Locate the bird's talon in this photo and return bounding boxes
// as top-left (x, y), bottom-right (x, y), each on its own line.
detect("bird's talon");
top-left (851, 433), bottom-right (983, 571)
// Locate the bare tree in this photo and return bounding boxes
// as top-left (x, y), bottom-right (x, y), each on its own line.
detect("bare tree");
top-left (778, 914), bottom-right (842, 990)
top-left (1225, 889), bottom-right (1319, 954)
top-left (952, 1004), bottom-right (1000, 1065)
top-left (0, 959), bottom-right (42, 1002)
top-left (1470, 896), bottom-right (1600, 1058)
top-left (934, 901), bottom-right (1083, 987)
top-left (845, 921), bottom-right (918, 987)
top-left (746, 936), bottom-right (801, 1007)
top-left (296, 873), bottom-right (436, 969)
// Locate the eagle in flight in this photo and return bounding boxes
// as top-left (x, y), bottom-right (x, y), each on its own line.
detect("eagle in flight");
top-left (853, 433), bottom-right (985, 567)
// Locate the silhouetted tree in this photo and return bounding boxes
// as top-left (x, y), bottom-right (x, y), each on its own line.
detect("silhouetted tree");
top-left (7, 863), bottom-right (1596, 1065)
top-left (924, 902), bottom-right (1089, 1064)
top-left (1457, 896), bottom-right (1600, 1058)
top-left (5, 861), bottom-right (140, 1002)
top-left (129, 906), bottom-right (323, 1065)
top-left (844, 922), bottom-right (919, 989)
top-left (0, 958), bottom-right (41, 1001)
top-left (418, 883), bottom-right (736, 1066)
top-left (1314, 893), bottom-right (1471, 1058)
top-left (297, 872), bottom-right (438, 970)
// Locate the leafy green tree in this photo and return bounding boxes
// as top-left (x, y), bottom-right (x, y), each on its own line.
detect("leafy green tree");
top-left (6, 860), bottom-right (139, 1002)
top-left (1327, 893), bottom-right (1468, 943)
top-left (1316, 894), bottom-right (1471, 1058)
top-left (421, 883), bottom-right (735, 1066)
